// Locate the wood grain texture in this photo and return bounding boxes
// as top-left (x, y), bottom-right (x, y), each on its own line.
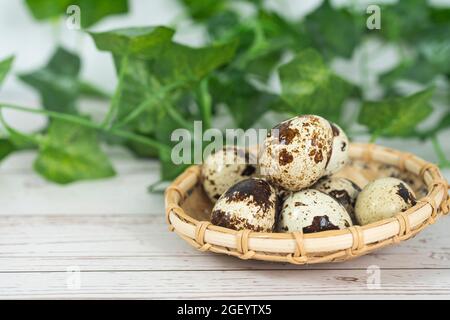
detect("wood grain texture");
top-left (1, 269), bottom-right (450, 299)
top-left (0, 214), bottom-right (449, 298)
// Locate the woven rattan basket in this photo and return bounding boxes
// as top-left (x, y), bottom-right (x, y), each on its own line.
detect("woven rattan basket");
top-left (165, 143), bottom-right (450, 264)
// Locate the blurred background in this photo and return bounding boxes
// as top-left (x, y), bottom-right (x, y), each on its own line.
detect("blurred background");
top-left (0, 0), bottom-right (449, 214)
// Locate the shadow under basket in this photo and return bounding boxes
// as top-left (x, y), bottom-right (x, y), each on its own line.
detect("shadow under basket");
top-left (165, 143), bottom-right (450, 264)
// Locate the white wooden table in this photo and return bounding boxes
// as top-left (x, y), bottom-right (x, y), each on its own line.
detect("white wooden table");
top-left (1, 146), bottom-right (450, 299)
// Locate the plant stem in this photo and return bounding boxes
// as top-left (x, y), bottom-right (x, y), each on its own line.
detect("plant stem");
top-left (360, 41), bottom-right (370, 99)
top-left (147, 179), bottom-right (166, 193)
top-left (0, 103), bottom-right (171, 153)
top-left (369, 131), bottom-right (379, 143)
top-left (112, 80), bottom-right (184, 129)
top-left (165, 103), bottom-right (194, 130)
top-left (102, 55), bottom-right (129, 128)
top-left (0, 111), bottom-right (42, 146)
top-left (431, 135), bottom-right (450, 167)
top-left (112, 96), bottom-right (158, 129)
top-left (197, 78), bottom-right (212, 130)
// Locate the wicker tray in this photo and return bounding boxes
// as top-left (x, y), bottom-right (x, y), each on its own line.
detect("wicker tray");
top-left (165, 143), bottom-right (450, 264)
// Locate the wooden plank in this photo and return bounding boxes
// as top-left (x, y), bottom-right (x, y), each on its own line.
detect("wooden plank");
top-left (1, 215), bottom-right (449, 271)
top-left (0, 269), bottom-right (449, 299)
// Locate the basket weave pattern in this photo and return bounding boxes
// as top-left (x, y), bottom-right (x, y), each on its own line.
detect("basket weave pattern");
top-left (165, 143), bottom-right (450, 264)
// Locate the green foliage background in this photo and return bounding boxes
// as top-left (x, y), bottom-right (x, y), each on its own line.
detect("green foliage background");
top-left (0, 0), bottom-right (449, 184)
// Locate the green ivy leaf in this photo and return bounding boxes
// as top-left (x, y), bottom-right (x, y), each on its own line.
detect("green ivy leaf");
top-left (358, 88), bottom-right (435, 137)
top-left (91, 26), bottom-right (237, 180)
top-left (112, 41), bottom-right (236, 133)
top-left (0, 119), bottom-right (39, 150)
top-left (433, 112), bottom-right (450, 133)
top-left (19, 47), bottom-right (80, 113)
top-left (417, 25), bottom-right (450, 74)
top-left (206, 10), bottom-right (241, 40)
top-left (0, 138), bottom-right (15, 161)
top-left (210, 71), bottom-right (277, 129)
top-left (430, 7), bottom-right (450, 24)
top-left (417, 111), bottom-right (450, 139)
top-left (78, 81), bottom-right (110, 99)
top-left (304, 0), bottom-right (364, 59)
top-left (379, 57), bottom-right (439, 86)
top-left (90, 26), bottom-right (175, 58)
top-left (180, 0), bottom-right (227, 21)
top-left (91, 25), bottom-right (237, 86)
top-left (1, 57), bottom-right (19, 162)
top-left (0, 56), bottom-right (14, 86)
top-left (149, 42), bottom-right (238, 85)
top-left (25, 0), bottom-right (129, 28)
top-left (240, 11), bottom-right (308, 80)
top-left (34, 119), bottom-right (115, 184)
top-left (378, 0), bottom-right (430, 42)
top-left (92, 27), bottom-right (237, 132)
top-left (277, 49), bottom-right (352, 122)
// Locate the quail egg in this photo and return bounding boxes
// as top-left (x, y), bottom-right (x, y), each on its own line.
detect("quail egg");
top-left (211, 178), bottom-right (278, 232)
top-left (324, 122), bottom-right (349, 175)
top-left (278, 189), bottom-right (353, 233)
top-left (376, 163), bottom-right (427, 198)
top-left (202, 146), bottom-right (258, 203)
top-left (313, 176), bottom-right (361, 223)
top-left (355, 177), bottom-right (417, 225)
top-left (259, 115), bottom-right (333, 191)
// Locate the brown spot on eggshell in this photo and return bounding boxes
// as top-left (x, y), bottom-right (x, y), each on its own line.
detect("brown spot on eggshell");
top-left (241, 165), bottom-right (256, 176)
top-left (273, 120), bottom-right (299, 145)
top-left (348, 179), bottom-right (362, 192)
top-left (396, 183), bottom-right (417, 206)
top-left (330, 123), bottom-right (340, 136)
top-left (279, 149), bottom-right (294, 166)
top-left (329, 189), bottom-right (353, 209)
top-left (223, 179), bottom-right (274, 212)
top-left (325, 121), bottom-right (345, 167)
top-left (314, 150), bottom-right (324, 163)
top-left (211, 209), bottom-right (266, 232)
top-left (211, 209), bottom-right (228, 226)
top-left (303, 215), bottom-right (340, 233)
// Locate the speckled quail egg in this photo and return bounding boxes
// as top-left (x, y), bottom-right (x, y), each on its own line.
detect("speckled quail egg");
top-left (278, 189), bottom-right (353, 233)
top-left (259, 115), bottom-right (334, 191)
top-left (376, 163), bottom-right (428, 198)
top-left (202, 146), bottom-right (258, 203)
top-left (211, 178), bottom-right (278, 232)
top-left (355, 177), bottom-right (417, 225)
top-left (313, 176), bottom-right (361, 223)
top-left (324, 122), bottom-right (349, 175)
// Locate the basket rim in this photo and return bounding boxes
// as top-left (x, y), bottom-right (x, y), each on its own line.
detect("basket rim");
top-left (165, 142), bottom-right (450, 264)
